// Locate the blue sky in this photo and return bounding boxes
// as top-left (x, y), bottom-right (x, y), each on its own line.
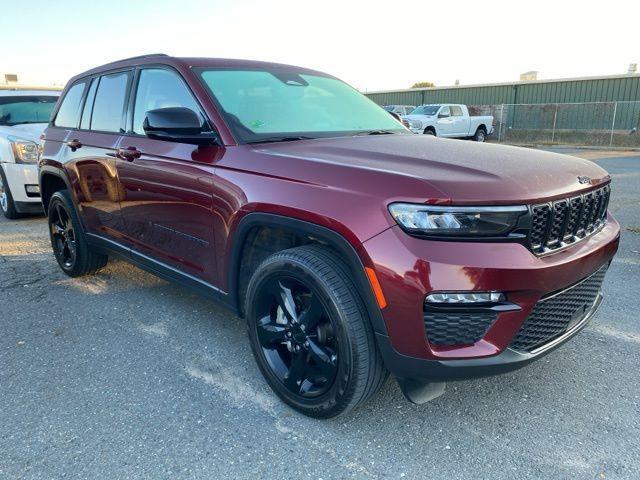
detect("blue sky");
top-left (2, 0), bottom-right (638, 91)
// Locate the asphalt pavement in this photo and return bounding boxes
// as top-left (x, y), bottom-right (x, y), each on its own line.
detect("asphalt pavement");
top-left (1, 149), bottom-right (639, 479)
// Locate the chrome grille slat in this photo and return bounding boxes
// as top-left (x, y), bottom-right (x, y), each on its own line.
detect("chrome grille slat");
top-left (528, 185), bottom-right (610, 255)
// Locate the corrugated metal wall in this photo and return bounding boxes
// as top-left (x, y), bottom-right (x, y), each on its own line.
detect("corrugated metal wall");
top-left (365, 75), bottom-right (640, 107)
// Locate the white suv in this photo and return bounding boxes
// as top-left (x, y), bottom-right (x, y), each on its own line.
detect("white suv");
top-left (0, 88), bottom-right (60, 218)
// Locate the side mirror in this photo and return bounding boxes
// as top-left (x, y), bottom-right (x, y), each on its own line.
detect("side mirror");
top-left (143, 107), bottom-right (219, 145)
top-left (438, 112), bottom-right (449, 119)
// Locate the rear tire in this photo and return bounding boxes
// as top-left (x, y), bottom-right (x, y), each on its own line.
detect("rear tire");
top-left (245, 245), bottom-right (388, 418)
top-left (48, 190), bottom-right (108, 277)
top-left (473, 127), bottom-right (487, 142)
top-left (0, 167), bottom-right (20, 219)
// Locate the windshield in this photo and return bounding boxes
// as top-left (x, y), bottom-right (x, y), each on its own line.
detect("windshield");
top-left (198, 69), bottom-right (405, 143)
top-left (0, 96), bottom-right (58, 126)
top-left (409, 105), bottom-right (440, 116)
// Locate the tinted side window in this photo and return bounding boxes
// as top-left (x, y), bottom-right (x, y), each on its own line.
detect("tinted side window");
top-left (133, 68), bottom-right (202, 135)
top-left (440, 106), bottom-right (451, 117)
top-left (53, 81), bottom-right (87, 128)
top-left (91, 72), bottom-right (130, 133)
top-left (80, 78), bottom-right (98, 130)
top-left (450, 106), bottom-right (463, 116)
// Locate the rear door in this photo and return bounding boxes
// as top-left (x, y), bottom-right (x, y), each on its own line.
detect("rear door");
top-left (449, 105), bottom-right (469, 136)
top-left (115, 66), bottom-right (220, 285)
top-left (67, 70), bottom-right (132, 245)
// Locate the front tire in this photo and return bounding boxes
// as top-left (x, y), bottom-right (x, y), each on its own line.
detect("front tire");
top-left (424, 128), bottom-right (436, 136)
top-left (0, 167), bottom-right (20, 219)
top-left (245, 245), bottom-right (387, 418)
top-left (48, 190), bottom-right (108, 277)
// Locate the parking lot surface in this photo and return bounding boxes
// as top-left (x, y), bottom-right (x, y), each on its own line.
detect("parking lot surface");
top-left (1, 150), bottom-right (639, 480)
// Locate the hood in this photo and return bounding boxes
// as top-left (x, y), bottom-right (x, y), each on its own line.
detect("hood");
top-left (0, 123), bottom-right (48, 141)
top-left (250, 134), bottom-right (610, 205)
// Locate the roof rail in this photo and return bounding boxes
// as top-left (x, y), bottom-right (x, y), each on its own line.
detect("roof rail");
top-left (103, 53), bottom-right (169, 66)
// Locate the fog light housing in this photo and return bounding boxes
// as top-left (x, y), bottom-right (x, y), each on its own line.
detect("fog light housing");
top-left (425, 291), bottom-right (506, 304)
top-left (25, 185), bottom-right (40, 194)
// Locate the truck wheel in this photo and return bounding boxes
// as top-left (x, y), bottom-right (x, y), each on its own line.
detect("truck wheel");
top-left (424, 128), bottom-right (436, 136)
top-left (245, 245), bottom-right (388, 418)
top-left (473, 128), bottom-right (487, 142)
top-left (48, 190), bottom-right (108, 277)
top-left (0, 167), bottom-right (20, 219)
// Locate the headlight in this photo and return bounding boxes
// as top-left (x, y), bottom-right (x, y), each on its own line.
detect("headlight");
top-left (388, 203), bottom-right (528, 237)
top-left (9, 137), bottom-right (39, 164)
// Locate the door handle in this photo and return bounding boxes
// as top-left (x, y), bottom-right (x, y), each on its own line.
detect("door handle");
top-left (117, 146), bottom-right (142, 162)
top-left (66, 139), bottom-right (82, 151)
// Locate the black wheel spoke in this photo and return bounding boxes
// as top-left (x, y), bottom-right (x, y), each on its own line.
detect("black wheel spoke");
top-left (307, 339), bottom-right (336, 377)
top-left (256, 315), bottom-right (288, 346)
top-left (276, 282), bottom-right (298, 323)
top-left (284, 353), bottom-right (307, 393)
top-left (299, 295), bottom-right (324, 331)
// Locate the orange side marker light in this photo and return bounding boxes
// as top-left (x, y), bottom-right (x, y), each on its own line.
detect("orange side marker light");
top-left (365, 267), bottom-right (387, 309)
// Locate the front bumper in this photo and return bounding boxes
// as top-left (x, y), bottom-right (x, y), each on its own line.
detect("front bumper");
top-left (2, 162), bottom-right (41, 206)
top-left (362, 214), bottom-right (620, 380)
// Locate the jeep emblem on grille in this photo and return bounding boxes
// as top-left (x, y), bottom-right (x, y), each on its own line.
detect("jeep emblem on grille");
top-left (577, 176), bottom-right (592, 185)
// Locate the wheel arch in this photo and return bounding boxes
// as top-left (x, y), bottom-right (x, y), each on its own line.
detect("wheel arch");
top-left (227, 212), bottom-right (389, 336)
top-left (39, 166), bottom-right (72, 215)
top-left (424, 125), bottom-right (436, 135)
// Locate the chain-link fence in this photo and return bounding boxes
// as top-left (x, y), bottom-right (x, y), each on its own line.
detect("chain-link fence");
top-left (468, 101), bottom-right (640, 148)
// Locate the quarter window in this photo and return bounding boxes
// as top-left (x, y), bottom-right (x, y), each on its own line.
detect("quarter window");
top-left (133, 68), bottom-right (202, 135)
top-left (80, 78), bottom-right (99, 130)
top-left (91, 72), bottom-right (130, 133)
top-left (54, 82), bottom-right (87, 128)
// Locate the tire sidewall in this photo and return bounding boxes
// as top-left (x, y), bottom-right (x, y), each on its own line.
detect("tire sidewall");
top-left (475, 129), bottom-right (486, 142)
top-left (246, 257), bottom-right (356, 416)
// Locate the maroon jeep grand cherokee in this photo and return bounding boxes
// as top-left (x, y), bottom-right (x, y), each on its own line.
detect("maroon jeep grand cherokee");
top-left (40, 54), bottom-right (619, 418)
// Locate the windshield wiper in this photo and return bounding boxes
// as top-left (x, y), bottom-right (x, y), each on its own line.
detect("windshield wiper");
top-left (248, 135), bottom-right (317, 144)
top-left (353, 130), bottom-right (398, 136)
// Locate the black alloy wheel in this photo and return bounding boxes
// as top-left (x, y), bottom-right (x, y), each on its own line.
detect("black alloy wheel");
top-left (254, 276), bottom-right (339, 398)
top-left (50, 202), bottom-right (77, 269)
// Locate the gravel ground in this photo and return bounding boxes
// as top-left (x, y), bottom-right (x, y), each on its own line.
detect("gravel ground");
top-left (1, 150), bottom-right (639, 480)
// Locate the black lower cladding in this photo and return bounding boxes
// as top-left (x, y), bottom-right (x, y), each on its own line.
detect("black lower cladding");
top-left (510, 265), bottom-right (608, 352)
top-left (424, 309), bottom-right (498, 346)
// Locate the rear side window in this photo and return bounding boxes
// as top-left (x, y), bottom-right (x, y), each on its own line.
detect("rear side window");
top-left (91, 72), bottom-right (130, 133)
top-left (80, 78), bottom-right (99, 130)
top-left (132, 68), bottom-right (202, 135)
top-left (450, 106), bottom-right (463, 116)
top-left (54, 81), bottom-right (86, 128)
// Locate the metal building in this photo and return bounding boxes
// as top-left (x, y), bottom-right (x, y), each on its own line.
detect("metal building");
top-left (364, 74), bottom-right (640, 107)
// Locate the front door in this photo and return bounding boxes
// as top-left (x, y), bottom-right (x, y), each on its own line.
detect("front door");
top-left (435, 106), bottom-right (456, 136)
top-left (115, 67), bottom-right (220, 285)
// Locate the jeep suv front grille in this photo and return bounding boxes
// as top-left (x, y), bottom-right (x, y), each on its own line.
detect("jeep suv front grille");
top-left (528, 185), bottom-right (610, 255)
top-left (509, 264), bottom-right (608, 352)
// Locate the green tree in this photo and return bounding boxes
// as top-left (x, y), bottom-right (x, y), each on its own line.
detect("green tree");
top-left (411, 81), bottom-right (435, 88)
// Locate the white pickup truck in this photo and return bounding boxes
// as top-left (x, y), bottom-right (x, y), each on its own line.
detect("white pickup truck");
top-left (0, 87), bottom-right (60, 218)
top-left (404, 104), bottom-right (494, 142)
